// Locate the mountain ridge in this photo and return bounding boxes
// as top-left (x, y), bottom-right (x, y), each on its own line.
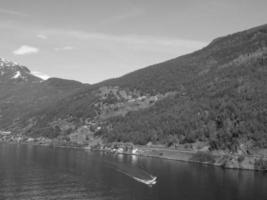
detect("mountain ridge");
top-left (0, 58), bottom-right (42, 83)
top-left (0, 59), bottom-right (86, 129)
top-left (1, 24), bottom-right (267, 152)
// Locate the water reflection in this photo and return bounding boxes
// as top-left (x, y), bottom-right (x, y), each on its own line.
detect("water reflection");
top-left (0, 143), bottom-right (266, 200)
top-left (117, 153), bottom-right (124, 162)
top-left (131, 155), bottom-right (138, 165)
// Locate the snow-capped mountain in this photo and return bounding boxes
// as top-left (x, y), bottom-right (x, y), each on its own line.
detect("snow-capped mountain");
top-left (0, 58), bottom-right (42, 83)
top-left (0, 57), bottom-right (85, 130)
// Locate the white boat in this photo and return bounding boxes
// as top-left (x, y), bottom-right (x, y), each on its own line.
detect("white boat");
top-left (133, 176), bottom-right (157, 185)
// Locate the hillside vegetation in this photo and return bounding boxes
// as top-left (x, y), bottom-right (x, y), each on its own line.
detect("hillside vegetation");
top-left (1, 24), bottom-right (267, 152)
top-left (0, 62), bottom-right (86, 129)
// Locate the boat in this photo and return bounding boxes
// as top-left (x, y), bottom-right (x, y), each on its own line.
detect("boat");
top-left (104, 160), bottom-right (157, 186)
top-left (133, 176), bottom-right (157, 185)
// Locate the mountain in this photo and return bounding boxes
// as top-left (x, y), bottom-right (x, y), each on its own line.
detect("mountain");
top-left (0, 58), bottom-right (42, 83)
top-left (0, 58), bottom-right (86, 129)
top-left (44, 78), bottom-right (84, 91)
top-left (1, 24), bottom-right (267, 152)
top-left (98, 24), bottom-right (267, 94)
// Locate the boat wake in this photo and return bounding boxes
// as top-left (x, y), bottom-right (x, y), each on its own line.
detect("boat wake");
top-left (105, 160), bottom-right (157, 186)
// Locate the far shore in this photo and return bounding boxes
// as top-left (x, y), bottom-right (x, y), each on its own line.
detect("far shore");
top-left (1, 137), bottom-right (267, 172)
top-left (88, 143), bottom-right (267, 172)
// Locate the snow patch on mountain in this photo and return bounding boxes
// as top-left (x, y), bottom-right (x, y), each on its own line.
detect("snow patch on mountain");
top-left (0, 57), bottom-right (42, 82)
top-left (30, 71), bottom-right (50, 80)
top-left (12, 71), bottom-right (22, 79)
top-left (0, 58), bottom-right (25, 71)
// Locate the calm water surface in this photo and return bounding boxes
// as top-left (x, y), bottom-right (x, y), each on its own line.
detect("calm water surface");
top-left (0, 143), bottom-right (266, 200)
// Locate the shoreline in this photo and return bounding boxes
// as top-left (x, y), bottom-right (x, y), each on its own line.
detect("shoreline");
top-left (89, 145), bottom-right (267, 172)
top-left (1, 140), bottom-right (267, 172)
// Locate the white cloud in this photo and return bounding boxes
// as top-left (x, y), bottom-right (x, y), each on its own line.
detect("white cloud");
top-left (0, 8), bottom-right (28, 17)
top-left (13, 45), bottom-right (39, 55)
top-left (31, 71), bottom-right (50, 80)
top-left (40, 28), bottom-right (207, 52)
top-left (37, 34), bottom-right (47, 40)
top-left (63, 31), bottom-right (207, 49)
top-left (25, 28), bottom-right (208, 83)
top-left (54, 46), bottom-right (74, 51)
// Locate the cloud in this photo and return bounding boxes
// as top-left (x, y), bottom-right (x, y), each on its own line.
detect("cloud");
top-left (29, 27), bottom-right (207, 52)
top-left (65, 31), bottom-right (207, 49)
top-left (37, 34), bottom-right (47, 40)
top-left (28, 28), bottom-right (208, 84)
top-left (54, 46), bottom-right (74, 51)
top-left (13, 45), bottom-right (39, 55)
top-left (31, 71), bottom-right (50, 80)
top-left (0, 8), bottom-right (28, 17)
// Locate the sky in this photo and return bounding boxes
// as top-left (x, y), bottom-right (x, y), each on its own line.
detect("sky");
top-left (0, 0), bottom-right (266, 83)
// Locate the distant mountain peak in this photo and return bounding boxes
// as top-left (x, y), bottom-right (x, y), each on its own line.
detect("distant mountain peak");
top-left (0, 57), bottom-right (42, 83)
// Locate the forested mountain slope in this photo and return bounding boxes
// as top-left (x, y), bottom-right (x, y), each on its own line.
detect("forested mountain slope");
top-left (99, 24), bottom-right (267, 150)
top-left (2, 24), bottom-right (267, 151)
top-left (0, 59), bottom-right (86, 129)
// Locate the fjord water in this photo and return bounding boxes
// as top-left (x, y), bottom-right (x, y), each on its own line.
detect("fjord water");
top-left (0, 144), bottom-right (266, 200)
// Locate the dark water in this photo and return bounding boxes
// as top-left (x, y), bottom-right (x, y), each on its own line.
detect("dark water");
top-left (0, 144), bottom-right (266, 200)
